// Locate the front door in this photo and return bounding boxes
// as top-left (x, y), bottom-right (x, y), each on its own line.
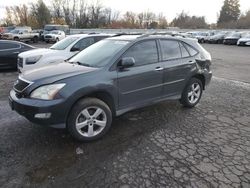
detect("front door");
top-left (117, 40), bottom-right (164, 108)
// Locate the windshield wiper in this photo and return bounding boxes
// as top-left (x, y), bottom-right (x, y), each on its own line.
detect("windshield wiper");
top-left (69, 61), bottom-right (92, 67)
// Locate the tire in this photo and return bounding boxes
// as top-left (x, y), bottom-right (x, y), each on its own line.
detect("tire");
top-left (14, 37), bottom-right (19, 41)
top-left (180, 78), bottom-right (203, 108)
top-left (67, 98), bottom-right (112, 142)
top-left (33, 36), bottom-right (38, 43)
top-left (56, 38), bottom-right (59, 42)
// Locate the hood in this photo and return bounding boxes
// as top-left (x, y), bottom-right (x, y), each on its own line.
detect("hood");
top-left (21, 62), bottom-right (98, 83)
top-left (225, 36), bottom-right (240, 40)
top-left (19, 48), bottom-right (60, 58)
top-left (238, 38), bottom-right (250, 42)
top-left (45, 34), bottom-right (57, 37)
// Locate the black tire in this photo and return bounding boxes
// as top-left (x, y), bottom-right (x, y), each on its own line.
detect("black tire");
top-left (180, 78), bottom-right (203, 108)
top-left (56, 38), bottom-right (59, 42)
top-left (67, 98), bottom-right (112, 142)
top-left (46, 41), bottom-right (49, 43)
top-left (33, 36), bottom-right (38, 43)
top-left (14, 37), bottom-right (19, 41)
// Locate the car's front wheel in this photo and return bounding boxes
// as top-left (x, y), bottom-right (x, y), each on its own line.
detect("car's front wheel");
top-left (180, 78), bottom-right (203, 108)
top-left (67, 98), bottom-right (112, 142)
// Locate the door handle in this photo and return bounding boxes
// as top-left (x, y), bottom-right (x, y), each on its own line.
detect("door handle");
top-left (155, 67), bottom-right (164, 71)
top-left (189, 60), bottom-right (195, 64)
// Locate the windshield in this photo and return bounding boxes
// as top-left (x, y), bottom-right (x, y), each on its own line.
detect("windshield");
top-left (69, 39), bottom-right (129, 67)
top-left (228, 33), bottom-right (241, 37)
top-left (51, 31), bottom-right (59, 34)
top-left (10, 30), bottom-right (19, 34)
top-left (50, 36), bottom-right (79, 50)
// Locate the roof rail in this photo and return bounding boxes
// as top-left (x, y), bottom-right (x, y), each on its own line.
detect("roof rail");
top-left (113, 32), bottom-right (144, 37)
top-left (88, 32), bottom-right (100, 35)
top-left (138, 32), bottom-right (187, 39)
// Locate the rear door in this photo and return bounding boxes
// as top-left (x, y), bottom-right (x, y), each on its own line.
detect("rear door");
top-left (159, 39), bottom-right (194, 97)
top-left (117, 40), bottom-right (164, 108)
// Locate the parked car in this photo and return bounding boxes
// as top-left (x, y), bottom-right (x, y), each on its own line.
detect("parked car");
top-left (44, 30), bottom-right (66, 43)
top-left (0, 27), bottom-right (4, 39)
top-left (208, 32), bottom-right (231, 44)
top-left (9, 34), bottom-right (212, 141)
top-left (195, 32), bottom-right (209, 43)
top-left (41, 24), bottom-right (70, 40)
top-left (2, 27), bottom-right (39, 43)
top-left (0, 40), bottom-right (35, 70)
top-left (223, 32), bottom-right (242, 45)
top-left (18, 33), bottom-right (113, 73)
top-left (237, 33), bottom-right (250, 46)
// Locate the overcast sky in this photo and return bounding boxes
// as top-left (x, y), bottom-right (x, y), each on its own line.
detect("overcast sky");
top-left (0, 0), bottom-right (250, 24)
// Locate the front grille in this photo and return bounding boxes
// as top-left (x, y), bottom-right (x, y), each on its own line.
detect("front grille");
top-left (17, 57), bottom-right (23, 68)
top-left (14, 78), bottom-right (30, 92)
top-left (239, 42), bottom-right (246, 46)
top-left (45, 35), bottom-right (52, 38)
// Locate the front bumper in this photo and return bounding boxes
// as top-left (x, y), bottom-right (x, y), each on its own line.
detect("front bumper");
top-left (9, 89), bottom-right (67, 126)
top-left (45, 38), bottom-right (56, 42)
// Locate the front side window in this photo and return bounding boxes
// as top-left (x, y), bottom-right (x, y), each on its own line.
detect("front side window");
top-left (160, 40), bottom-right (182, 60)
top-left (123, 40), bottom-right (158, 66)
top-left (72, 37), bottom-right (95, 51)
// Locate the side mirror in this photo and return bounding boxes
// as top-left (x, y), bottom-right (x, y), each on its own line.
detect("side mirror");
top-left (71, 47), bottom-right (80, 52)
top-left (119, 57), bottom-right (135, 68)
top-left (19, 32), bottom-right (23, 35)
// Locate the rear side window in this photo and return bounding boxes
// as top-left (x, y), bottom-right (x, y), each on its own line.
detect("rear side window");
top-left (183, 43), bottom-right (198, 56)
top-left (179, 42), bottom-right (190, 58)
top-left (0, 43), bottom-right (20, 50)
top-left (123, 40), bottom-right (158, 66)
top-left (160, 40), bottom-right (182, 60)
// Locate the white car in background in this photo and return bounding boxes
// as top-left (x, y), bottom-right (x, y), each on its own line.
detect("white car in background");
top-left (18, 33), bottom-right (112, 73)
top-left (44, 30), bottom-right (66, 43)
top-left (237, 33), bottom-right (250, 46)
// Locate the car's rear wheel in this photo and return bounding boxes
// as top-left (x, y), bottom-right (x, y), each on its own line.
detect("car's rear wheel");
top-left (33, 36), bottom-right (38, 43)
top-left (67, 98), bottom-right (112, 142)
top-left (180, 78), bottom-right (203, 108)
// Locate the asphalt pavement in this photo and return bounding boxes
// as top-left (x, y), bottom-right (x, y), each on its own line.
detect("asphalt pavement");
top-left (0, 44), bottom-right (250, 188)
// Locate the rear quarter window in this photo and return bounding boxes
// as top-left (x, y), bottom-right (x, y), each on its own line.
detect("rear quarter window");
top-left (183, 43), bottom-right (198, 56)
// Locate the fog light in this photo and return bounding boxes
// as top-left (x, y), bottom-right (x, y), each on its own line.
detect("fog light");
top-left (34, 113), bottom-right (51, 119)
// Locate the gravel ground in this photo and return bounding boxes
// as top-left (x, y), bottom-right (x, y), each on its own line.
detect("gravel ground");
top-left (0, 44), bottom-right (250, 188)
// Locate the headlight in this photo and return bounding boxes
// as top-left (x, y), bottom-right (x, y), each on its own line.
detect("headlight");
top-left (30, 84), bottom-right (65, 100)
top-left (26, 55), bottom-right (42, 65)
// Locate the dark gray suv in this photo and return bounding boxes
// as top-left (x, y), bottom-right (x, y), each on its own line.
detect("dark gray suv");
top-left (9, 34), bottom-right (212, 141)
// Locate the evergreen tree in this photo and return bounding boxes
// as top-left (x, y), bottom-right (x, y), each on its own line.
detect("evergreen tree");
top-left (218, 0), bottom-right (240, 24)
top-left (30, 0), bottom-right (51, 28)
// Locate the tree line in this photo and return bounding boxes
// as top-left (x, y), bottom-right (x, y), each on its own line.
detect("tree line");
top-left (1, 0), bottom-right (250, 29)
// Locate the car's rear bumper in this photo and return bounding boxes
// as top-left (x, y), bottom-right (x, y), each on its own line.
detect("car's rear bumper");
top-left (204, 71), bottom-right (212, 87)
top-left (9, 89), bottom-right (67, 127)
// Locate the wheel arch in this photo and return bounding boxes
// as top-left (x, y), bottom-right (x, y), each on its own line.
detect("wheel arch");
top-left (66, 90), bottom-right (116, 123)
top-left (192, 74), bottom-right (205, 90)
